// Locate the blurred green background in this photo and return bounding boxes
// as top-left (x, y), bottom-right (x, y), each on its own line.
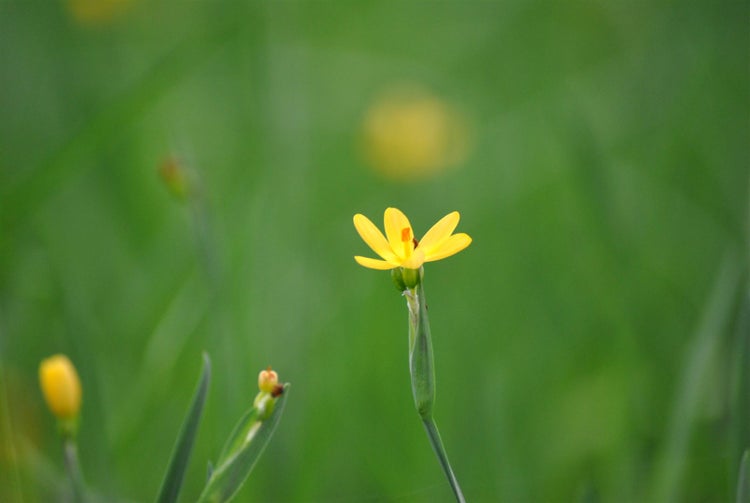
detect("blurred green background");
top-left (1, 1), bottom-right (748, 502)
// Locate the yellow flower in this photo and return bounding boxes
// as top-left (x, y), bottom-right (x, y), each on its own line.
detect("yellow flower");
top-left (39, 355), bottom-right (82, 421)
top-left (353, 208), bottom-right (472, 270)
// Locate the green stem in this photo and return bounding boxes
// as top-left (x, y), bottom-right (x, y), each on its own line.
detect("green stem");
top-left (63, 438), bottom-right (87, 503)
top-left (404, 270), bottom-right (466, 502)
top-left (422, 418), bottom-right (466, 503)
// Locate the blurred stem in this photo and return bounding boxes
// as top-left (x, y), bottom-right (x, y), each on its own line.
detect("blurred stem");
top-left (404, 272), bottom-right (466, 503)
top-left (187, 188), bottom-right (220, 287)
top-left (0, 362), bottom-right (24, 503)
top-left (63, 438), bottom-right (87, 503)
top-left (738, 450), bottom-right (749, 503)
top-left (651, 252), bottom-right (743, 503)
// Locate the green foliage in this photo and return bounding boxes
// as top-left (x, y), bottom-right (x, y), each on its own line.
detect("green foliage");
top-left (0, 1), bottom-right (746, 502)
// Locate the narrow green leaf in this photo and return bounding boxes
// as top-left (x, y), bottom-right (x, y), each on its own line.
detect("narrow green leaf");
top-left (156, 353), bottom-right (211, 503)
top-left (197, 385), bottom-right (289, 503)
top-left (650, 255), bottom-right (742, 503)
top-left (738, 450), bottom-right (750, 503)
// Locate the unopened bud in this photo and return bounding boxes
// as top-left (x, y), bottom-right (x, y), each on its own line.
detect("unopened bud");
top-left (39, 355), bottom-right (82, 423)
top-left (158, 156), bottom-right (190, 200)
top-left (258, 367), bottom-right (279, 393)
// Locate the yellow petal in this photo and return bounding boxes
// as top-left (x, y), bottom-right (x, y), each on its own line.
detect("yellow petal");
top-left (423, 233), bottom-right (472, 262)
top-left (383, 207), bottom-right (413, 259)
top-left (353, 214), bottom-right (397, 261)
top-left (401, 248), bottom-right (425, 269)
top-left (418, 211), bottom-right (460, 255)
top-left (354, 255), bottom-right (398, 270)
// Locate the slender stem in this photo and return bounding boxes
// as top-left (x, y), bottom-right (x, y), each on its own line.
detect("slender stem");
top-left (403, 271), bottom-right (466, 502)
top-left (422, 418), bottom-right (466, 503)
top-left (63, 438), bottom-right (87, 503)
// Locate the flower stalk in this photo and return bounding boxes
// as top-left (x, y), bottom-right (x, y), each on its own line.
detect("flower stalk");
top-left (63, 437), bottom-right (87, 503)
top-left (403, 270), bottom-right (466, 503)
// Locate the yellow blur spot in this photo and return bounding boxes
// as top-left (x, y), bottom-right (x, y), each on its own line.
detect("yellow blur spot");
top-left (66, 0), bottom-right (134, 26)
top-left (362, 85), bottom-right (470, 182)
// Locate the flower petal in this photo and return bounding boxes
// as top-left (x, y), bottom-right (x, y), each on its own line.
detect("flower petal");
top-left (383, 207), bottom-right (413, 259)
top-left (354, 255), bottom-right (398, 270)
top-left (418, 211), bottom-right (460, 255)
top-left (423, 233), bottom-right (472, 262)
top-left (353, 214), bottom-right (396, 261)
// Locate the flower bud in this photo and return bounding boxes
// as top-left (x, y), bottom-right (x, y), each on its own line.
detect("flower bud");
top-left (39, 355), bottom-right (81, 421)
top-left (258, 367), bottom-right (278, 393)
top-left (158, 156), bottom-right (190, 200)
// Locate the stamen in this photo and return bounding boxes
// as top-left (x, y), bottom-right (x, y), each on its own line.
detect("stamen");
top-left (401, 227), bottom-right (412, 257)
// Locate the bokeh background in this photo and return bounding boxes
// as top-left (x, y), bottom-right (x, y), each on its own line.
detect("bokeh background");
top-left (1, 1), bottom-right (748, 502)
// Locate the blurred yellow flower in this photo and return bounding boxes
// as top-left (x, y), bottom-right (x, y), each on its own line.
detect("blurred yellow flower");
top-left (362, 86), bottom-right (470, 181)
top-left (39, 355), bottom-right (81, 421)
top-left (353, 208), bottom-right (471, 270)
top-left (66, 0), bottom-right (134, 26)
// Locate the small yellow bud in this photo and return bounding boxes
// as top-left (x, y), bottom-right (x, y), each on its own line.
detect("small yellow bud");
top-left (258, 367), bottom-right (278, 393)
top-left (39, 355), bottom-right (82, 421)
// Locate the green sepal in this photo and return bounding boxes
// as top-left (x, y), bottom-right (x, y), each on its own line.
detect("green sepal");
top-left (197, 384), bottom-right (289, 503)
top-left (156, 353), bottom-right (211, 503)
top-left (391, 268), bottom-right (406, 292)
top-left (57, 416), bottom-right (80, 441)
top-left (401, 267), bottom-right (421, 289)
top-left (393, 267), bottom-right (421, 292)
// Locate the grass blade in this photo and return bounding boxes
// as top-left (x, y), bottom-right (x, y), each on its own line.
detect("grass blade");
top-left (156, 353), bottom-right (211, 503)
top-left (650, 254), bottom-right (743, 503)
top-left (738, 450), bottom-right (750, 503)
